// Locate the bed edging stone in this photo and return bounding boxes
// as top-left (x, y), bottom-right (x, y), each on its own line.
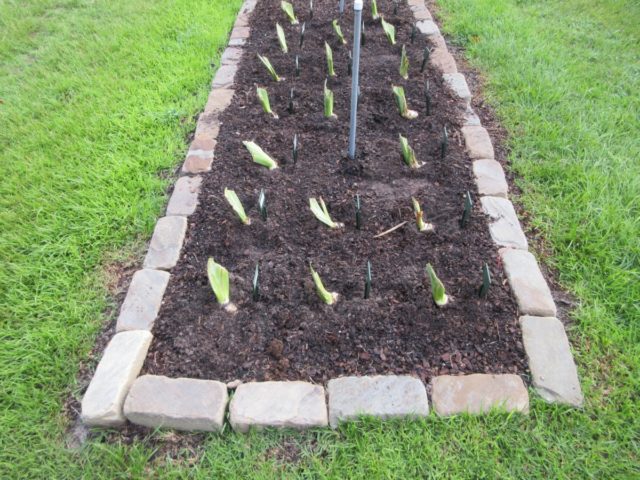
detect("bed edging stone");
top-left (79, 0), bottom-right (584, 433)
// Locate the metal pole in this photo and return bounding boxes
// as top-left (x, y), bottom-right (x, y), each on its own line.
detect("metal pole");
top-left (348, 0), bottom-right (363, 159)
top-left (339, 0), bottom-right (345, 13)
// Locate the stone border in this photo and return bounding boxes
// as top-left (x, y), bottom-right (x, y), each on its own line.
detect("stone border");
top-left (80, 0), bottom-right (583, 431)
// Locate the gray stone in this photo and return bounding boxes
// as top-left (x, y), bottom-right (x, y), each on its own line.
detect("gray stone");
top-left (240, 0), bottom-right (258, 14)
top-left (81, 331), bottom-right (152, 426)
top-left (124, 375), bottom-right (228, 431)
top-left (212, 64), bottom-right (238, 88)
top-left (480, 196), bottom-right (528, 250)
top-left (116, 269), bottom-right (170, 332)
top-left (500, 248), bottom-right (557, 317)
top-left (473, 159), bottom-right (508, 198)
top-left (412, 6), bottom-right (432, 21)
top-left (416, 20), bottom-right (439, 36)
top-left (229, 37), bottom-right (247, 47)
top-left (203, 88), bottom-right (234, 117)
top-left (430, 35), bottom-right (457, 74)
top-left (229, 381), bottom-right (328, 432)
top-left (182, 152), bottom-right (213, 174)
top-left (327, 375), bottom-right (429, 428)
top-left (166, 175), bottom-right (202, 216)
top-left (520, 316), bottom-right (583, 406)
top-left (221, 47), bottom-right (243, 66)
top-left (443, 73), bottom-right (472, 106)
top-left (462, 125), bottom-right (494, 160)
top-left (464, 105), bottom-right (481, 126)
top-left (143, 216), bottom-right (187, 270)
top-left (431, 374), bottom-right (529, 416)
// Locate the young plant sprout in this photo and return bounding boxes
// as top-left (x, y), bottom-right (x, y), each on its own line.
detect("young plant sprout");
top-left (281, 1), bottom-right (299, 24)
top-left (399, 44), bottom-right (409, 80)
top-left (258, 54), bottom-right (282, 82)
top-left (411, 24), bottom-right (417, 44)
top-left (412, 197), bottom-right (433, 232)
top-left (310, 264), bottom-right (339, 305)
top-left (354, 194), bottom-right (362, 229)
top-left (440, 125), bottom-right (448, 159)
top-left (276, 23), bottom-right (288, 53)
top-left (224, 188), bottom-right (250, 225)
top-left (425, 80), bottom-right (431, 116)
top-left (207, 258), bottom-right (232, 310)
top-left (324, 79), bottom-right (336, 119)
top-left (325, 42), bottom-right (336, 77)
top-left (426, 263), bottom-right (448, 307)
top-left (295, 55), bottom-right (300, 77)
top-left (299, 22), bottom-right (306, 48)
top-left (332, 19), bottom-right (347, 45)
top-left (381, 17), bottom-right (396, 45)
top-left (252, 263), bottom-right (260, 301)
top-left (288, 87), bottom-right (295, 114)
top-left (420, 47), bottom-right (430, 73)
top-left (292, 133), bottom-right (299, 163)
top-left (392, 85), bottom-right (418, 119)
top-left (371, 0), bottom-right (380, 20)
top-left (399, 134), bottom-right (423, 169)
top-left (258, 189), bottom-right (267, 220)
top-left (309, 197), bottom-right (343, 228)
top-left (479, 262), bottom-right (491, 298)
top-left (256, 86), bottom-right (278, 118)
top-left (460, 190), bottom-right (473, 227)
top-left (242, 141), bottom-right (279, 170)
top-left (364, 260), bottom-right (372, 299)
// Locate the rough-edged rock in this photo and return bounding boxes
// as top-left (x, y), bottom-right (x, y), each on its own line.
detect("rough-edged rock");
top-left (81, 331), bottom-right (152, 426)
top-left (431, 374), bottom-right (529, 416)
top-left (473, 160), bottom-right (508, 198)
top-left (481, 196), bottom-right (528, 250)
top-left (166, 175), bottom-right (202, 217)
top-left (462, 126), bottom-right (495, 159)
top-left (430, 35), bottom-right (457, 74)
top-left (212, 64), bottom-right (238, 89)
top-left (416, 20), bottom-right (440, 36)
top-left (500, 248), bottom-right (557, 317)
top-left (229, 381), bottom-right (327, 432)
top-left (327, 375), bottom-right (429, 428)
top-left (443, 73), bottom-right (471, 106)
top-left (115, 269), bottom-right (170, 332)
top-left (124, 375), bottom-right (228, 431)
top-left (520, 316), bottom-right (583, 406)
top-left (143, 216), bottom-right (187, 270)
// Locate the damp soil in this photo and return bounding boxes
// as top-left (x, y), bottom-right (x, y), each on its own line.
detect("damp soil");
top-left (144, 0), bottom-right (527, 385)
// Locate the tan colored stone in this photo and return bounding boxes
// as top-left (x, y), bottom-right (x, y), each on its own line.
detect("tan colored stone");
top-left (182, 153), bottom-right (213, 174)
top-left (430, 36), bottom-right (458, 74)
top-left (462, 125), bottom-right (495, 159)
top-left (230, 26), bottom-right (250, 40)
top-left (443, 73), bottom-right (472, 106)
top-left (473, 159), bottom-right (508, 198)
top-left (212, 64), bottom-right (237, 88)
top-left (481, 196), bottom-right (528, 250)
top-left (166, 175), bottom-right (202, 216)
top-left (190, 136), bottom-right (216, 151)
top-left (221, 47), bottom-right (243, 66)
top-left (116, 269), bottom-right (170, 332)
top-left (417, 20), bottom-right (439, 36)
top-left (431, 374), bottom-right (529, 416)
top-left (203, 88), bottom-right (234, 117)
top-left (124, 375), bottom-right (228, 431)
top-left (143, 216), bottom-right (187, 270)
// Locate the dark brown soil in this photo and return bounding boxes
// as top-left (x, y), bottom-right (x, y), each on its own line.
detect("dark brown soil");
top-left (144, 0), bottom-right (527, 385)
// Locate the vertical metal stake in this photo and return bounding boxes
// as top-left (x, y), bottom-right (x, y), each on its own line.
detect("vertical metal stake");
top-left (348, 0), bottom-right (363, 159)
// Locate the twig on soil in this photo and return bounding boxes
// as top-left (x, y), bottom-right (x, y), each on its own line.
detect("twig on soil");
top-left (373, 221), bottom-right (407, 238)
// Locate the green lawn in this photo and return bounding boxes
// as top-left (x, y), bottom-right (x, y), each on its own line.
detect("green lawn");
top-left (1, 0), bottom-right (638, 478)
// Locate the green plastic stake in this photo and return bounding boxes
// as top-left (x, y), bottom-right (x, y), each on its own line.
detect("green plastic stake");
top-left (460, 191), bottom-right (473, 228)
top-left (258, 189), bottom-right (267, 221)
top-left (420, 47), bottom-right (430, 73)
top-left (411, 24), bottom-right (417, 44)
top-left (355, 194), bottom-right (362, 229)
top-left (300, 22), bottom-right (306, 48)
top-left (252, 263), bottom-right (260, 301)
top-left (425, 80), bottom-right (431, 116)
top-left (361, 20), bottom-right (366, 47)
top-left (364, 260), bottom-right (372, 299)
top-left (288, 87), bottom-right (294, 114)
top-left (393, 0), bottom-right (398, 15)
top-left (309, 0), bottom-right (313, 20)
top-left (479, 262), bottom-right (491, 298)
top-left (440, 125), bottom-right (448, 159)
top-left (293, 134), bottom-right (298, 164)
top-left (348, 50), bottom-right (352, 76)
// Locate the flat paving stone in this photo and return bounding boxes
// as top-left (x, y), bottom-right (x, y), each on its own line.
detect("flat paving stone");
top-left (430, 35), bottom-right (458, 74)
top-left (520, 316), bottom-right (583, 406)
top-left (221, 47), bottom-right (243, 66)
top-left (431, 374), bottom-right (529, 416)
top-left (229, 381), bottom-right (328, 432)
top-left (166, 175), bottom-right (202, 216)
top-left (203, 88), bottom-right (234, 118)
top-left (81, 331), bottom-right (152, 426)
top-left (116, 269), bottom-right (170, 332)
top-left (473, 159), bottom-right (508, 198)
top-left (143, 216), bottom-right (187, 270)
top-left (464, 105), bottom-right (481, 126)
top-left (481, 196), bottom-right (528, 250)
top-left (190, 135), bottom-right (216, 152)
top-left (230, 25), bottom-right (250, 40)
top-left (500, 248), bottom-right (557, 317)
top-left (443, 73), bottom-right (471, 106)
top-left (124, 375), bottom-right (228, 431)
top-left (416, 20), bottom-right (440, 36)
top-left (327, 375), bottom-right (429, 428)
top-left (212, 64), bottom-right (238, 88)
top-left (462, 125), bottom-right (495, 160)
top-left (182, 152), bottom-right (214, 174)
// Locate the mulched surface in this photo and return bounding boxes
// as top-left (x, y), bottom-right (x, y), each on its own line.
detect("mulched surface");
top-left (144, 0), bottom-right (527, 385)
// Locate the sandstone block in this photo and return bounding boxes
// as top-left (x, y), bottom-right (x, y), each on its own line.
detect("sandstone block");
top-left (473, 159), bottom-right (508, 198)
top-left (481, 196), bottom-right (528, 249)
top-left (143, 216), bottom-right (187, 270)
top-left (462, 125), bottom-right (495, 160)
top-left (116, 269), bottom-right (170, 332)
top-left (166, 175), bottom-right (202, 216)
top-left (443, 73), bottom-right (472, 106)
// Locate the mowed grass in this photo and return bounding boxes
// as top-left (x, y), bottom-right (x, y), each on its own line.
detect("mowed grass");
top-left (0, 0), bottom-right (638, 478)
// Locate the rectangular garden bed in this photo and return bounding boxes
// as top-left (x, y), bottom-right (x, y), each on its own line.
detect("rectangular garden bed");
top-left (141, 0), bottom-right (527, 385)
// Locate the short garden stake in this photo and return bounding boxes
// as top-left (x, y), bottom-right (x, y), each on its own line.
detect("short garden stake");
top-left (479, 262), bottom-right (491, 298)
top-left (425, 80), bottom-right (431, 116)
top-left (355, 194), bottom-right (362, 229)
top-left (364, 260), bottom-right (372, 299)
top-left (460, 190), bottom-right (473, 228)
top-left (393, 0), bottom-right (398, 15)
top-left (295, 55), bottom-right (300, 77)
top-left (299, 22), bottom-right (306, 48)
top-left (288, 87), bottom-right (295, 114)
top-left (252, 263), bottom-right (260, 301)
top-left (411, 24), bottom-right (417, 44)
top-left (292, 133), bottom-right (299, 164)
top-left (361, 20), bottom-right (366, 46)
top-left (348, 50), bottom-right (352, 76)
top-left (309, 0), bottom-right (313, 20)
top-left (420, 47), bottom-right (430, 73)
top-left (258, 189), bottom-right (267, 221)
top-left (440, 125), bottom-right (448, 159)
